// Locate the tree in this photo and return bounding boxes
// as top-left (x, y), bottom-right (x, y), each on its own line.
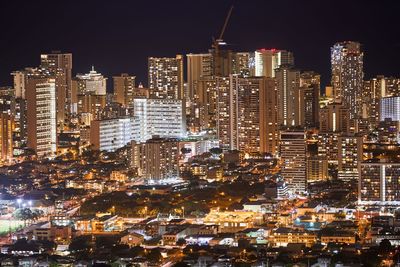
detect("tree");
top-left (176, 238), bottom-right (186, 246)
top-left (181, 147), bottom-right (192, 154)
top-left (379, 239), bottom-right (392, 254)
top-left (13, 208), bottom-right (40, 226)
top-left (173, 263), bottom-right (190, 267)
top-left (147, 248), bottom-right (162, 262)
top-left (69, 236), bottom-right (91, 252)
top-left (209, 147), bottom-right (222, 155)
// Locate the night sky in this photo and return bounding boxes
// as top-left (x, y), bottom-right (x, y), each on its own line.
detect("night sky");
top-left (1, 0), bottom-right (399, 89)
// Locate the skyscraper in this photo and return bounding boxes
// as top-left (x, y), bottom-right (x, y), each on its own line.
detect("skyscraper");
top-left (216, 75), bottom-right (277, 154)
top-left (186, 53), bottom-right (213, 100)
top-left (73, 67), bottom-right (107, 122)
top-left (359, 159), bottom-right (400, 205)
top-left (192, 78), bottom-right (218, 132)
top-left (40, 52), bottom-right (73, 123)
top-left (131, 137), bottom-right (180, 181)
top-left (113, 74), bottom-right (135, 107)
top-left (132, 98), bottom-right (186, 142)
top-left (264, 78), bottom-right (279, 155)
top-left (298, 71), bottom-right (320, 128)
top-left (0, 112), bottom-right (14, 164)
top-left (26, 74), bottom-right (57, 157)
top-left (276, 66), bottom-right (300, 127)
top-left (233, 52), bottom-right (252, 77)
top-left (362, 76), bottom-right (387, 129)
top-left (148, 55), bottom-right (184, 100)
top-left (380, 96), bottom-right (400, 122)
top-left (337, 135), bottom-right (363, 181)
top-left (280, 130), bottom-right (307, 193)
top-left (90, 117), bottom-right (135, 152)
top-left (331, 41), bottom-right (364, 121)
top-left (319, 102), bottom-right (350, 133)
top-left (254, 49), bottom-right (294, 78)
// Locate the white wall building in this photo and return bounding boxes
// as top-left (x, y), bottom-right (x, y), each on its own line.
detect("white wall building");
top-left (90, 117), bottom-right (135, 152)
top-left (380, 96), bottom-right (400, 122)
top-left (133, 98), bottom-right (186, 142)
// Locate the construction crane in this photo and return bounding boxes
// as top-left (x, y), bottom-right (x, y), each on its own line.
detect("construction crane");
top-left (212, 5), bottom-right (234, 51)
top-left (211, 5), bottom-right (234, 76)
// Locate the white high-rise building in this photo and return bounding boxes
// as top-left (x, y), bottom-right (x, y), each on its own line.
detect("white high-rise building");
top-left (90, 117), bottom-right (135, 152)
top-left (380, 96), bottom-right (400, 122)
top-left (254, 49), bottom-right (294, 78)
top-left (26, 75), bottom-right (57, 157)
top-left (280, 130), bottom-right (307, 193)
top-left (133, 98), bottom-right (186, 142)
top-left (74, 67), bottom-right (107, 95)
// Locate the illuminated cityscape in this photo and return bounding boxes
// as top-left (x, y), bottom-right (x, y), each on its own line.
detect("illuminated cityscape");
top-left (0, 1), bottom-right (400, 266)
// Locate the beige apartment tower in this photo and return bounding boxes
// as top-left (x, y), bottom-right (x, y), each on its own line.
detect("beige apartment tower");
top-left (113, 74), bottom-right (135, 107)
top-left (148, 55), bottom-right (184, 100)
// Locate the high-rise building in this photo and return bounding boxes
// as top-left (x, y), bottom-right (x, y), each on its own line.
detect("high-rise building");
top-left (233, 52), bottom-right (252, 77)
top-left (338, 135), bottom-right (363, 181)
top-left (216, 75), bottom-right (277, 154)
top-left (148, 55), bottom-right (184, 100)
top-left (187, 53), bottom-right (213, 100)
top-left (12, 70), bottom-right (28, 99)
top-left (131, 137), bottom-right (179, 181)
top-left (0, 112), bottom-right (14, 164)
top-left (74, 67), bottom-right (107, 96)
top-left (73, 67), bottom-right (107, 121)
top-left (359, 159), bottom-right (400, 205)
top-left (113, 74), bottom-right (135, 107)
top-left (26, 75), bottom-right (57, 157)
top-left (264, 78), bottom-right (279, 155)
top-left (298, 71), bottom-right (320, 128)
top-left (211, 47), bottom-right (234, 77)
top-left (319, 101), bottom-right (350, 133)
top-left (280, 130), bottom-right (307, 193)
top-left (317, 133), bottom-right (339, 165)
top-left (331, 41), bottom-right (364, 120)
top-left (132, 98), bottom-right (186, 142)
top-left (90, 117), bottom-right (135, 152)
top-left (376, 119), bottom-right (400, 144)
top-left (362, 76), bottom-right (387, 129)
top-left (191, 78), bottom-right (219, 132)
top-left (40, 52), bottom-right (73, 123)
top-left (306, 156), bottom-right (328, 182)
top-left (254, 49), bottom-right (294, 78)
top-left (11, 70), bottom-right (29, 146)
top-left (235, 76), bottom-right (267, 153)
top-left (0, 88), bottom-right (15, 163)
top-left (276, 66), bottom-right (300, 127)
top-left (380, 96), bottom-right (400, 122)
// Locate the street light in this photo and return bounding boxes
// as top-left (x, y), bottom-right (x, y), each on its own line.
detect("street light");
top-left (181, 206), bottom-right (185, 219)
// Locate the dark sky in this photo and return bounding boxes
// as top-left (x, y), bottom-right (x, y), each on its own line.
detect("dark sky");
top-left (1, 0), bottom-right (400, 88)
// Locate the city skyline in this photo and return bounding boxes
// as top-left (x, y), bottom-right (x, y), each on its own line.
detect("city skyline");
top-left (2, 1), bottom-right (400, 266)
top-left (1, 0), bottom-right (400, 88)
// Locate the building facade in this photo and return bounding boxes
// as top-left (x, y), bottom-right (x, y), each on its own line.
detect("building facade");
top-left (132, 98), bottom-right (186, 143)
top-left (90, 117), bottom-right (135, 152)
top-left (131, 137), bottom-right (179, 180)
top-left (148, 55), bottom-right (184, 100)
top-left (280, 130), bottom-right (307, 193)
top-left (113, 74), bottom-right (135, 107)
